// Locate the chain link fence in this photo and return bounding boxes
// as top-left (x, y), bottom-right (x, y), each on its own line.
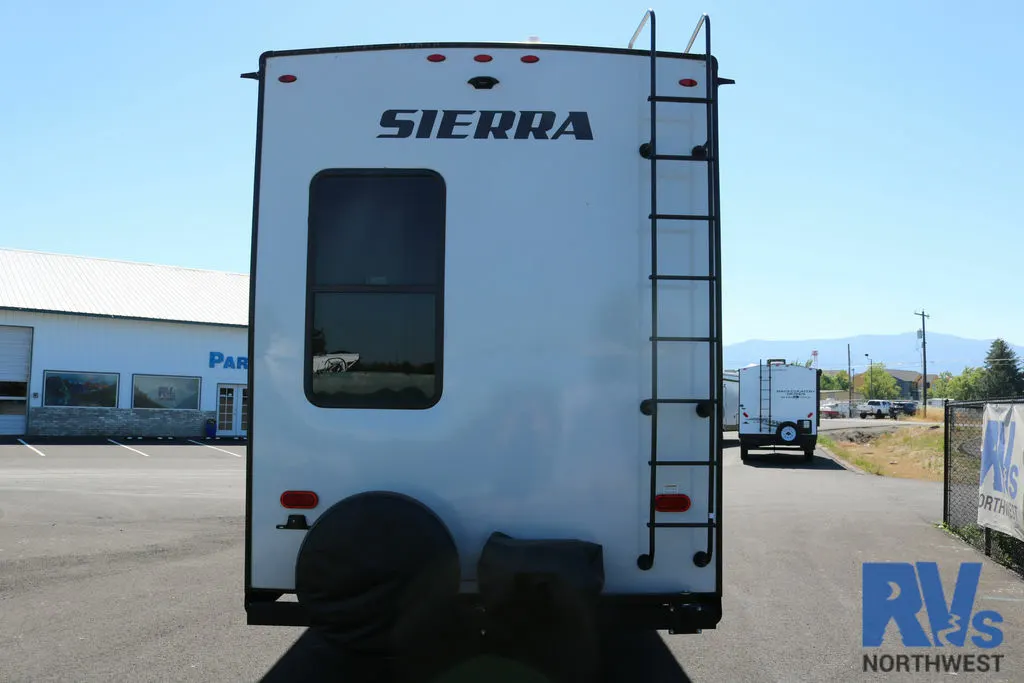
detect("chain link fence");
top-left (944, 398), bottom-right (1024, 577)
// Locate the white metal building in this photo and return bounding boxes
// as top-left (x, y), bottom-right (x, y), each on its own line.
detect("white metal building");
top-left (0, 248), bottom-right (250, 438)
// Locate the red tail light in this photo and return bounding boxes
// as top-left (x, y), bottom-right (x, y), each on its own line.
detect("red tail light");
top-left (474, 54), bottom-right (493, 62)
top-left (427, 54), bottom-right (446, 62)
top-left (655, 494), bottom-right (691, 513)
top-left (521, 55), bottom-right (539, 63)
top-left (679, 78), bottom-right (698, 87)
top-left (281, 491), bottom-right (318, 509)
top-left (278, 75), bottom-right (297, 83)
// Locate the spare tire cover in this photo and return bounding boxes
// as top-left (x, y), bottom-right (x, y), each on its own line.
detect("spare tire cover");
top-left (295, 491), bottom-right (460, 651)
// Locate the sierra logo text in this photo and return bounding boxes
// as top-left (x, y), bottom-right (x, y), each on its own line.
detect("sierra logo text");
top-left (378, 109), bottom-right (594, 140)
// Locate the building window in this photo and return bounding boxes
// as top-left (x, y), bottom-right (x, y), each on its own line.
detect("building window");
top-left (132, 374), bottom-right (201, 410)
top-left (305, 169), bottom-right (445, 410)
top-left (43, 371), bottom-right (119, 408)
top-left (0, 381), bottom-right (27, 416)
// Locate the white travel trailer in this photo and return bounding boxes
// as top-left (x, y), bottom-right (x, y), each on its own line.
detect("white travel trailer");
top-left (723, 370), bottom-right (739, 430)
top-left (241, 10), bottom-right (733, 665)
top-left (738, 360), bottom-right (821, 461)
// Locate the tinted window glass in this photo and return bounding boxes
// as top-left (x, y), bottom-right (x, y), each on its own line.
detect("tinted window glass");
top-left (306, 170), bottom-right (445, 410)
top-left (309, 173), bottom-right (444, 287)
top-left (310, 293), bottom-right (437, 408)
top-left (0, 381), bottom-right (27, 397)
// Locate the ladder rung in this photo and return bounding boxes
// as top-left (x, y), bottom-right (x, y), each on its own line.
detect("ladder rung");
top-left (650, 274), bottom-right (714, 282)
top-left (653, 154), bottom-right (715, 162)
top-left (649, 95), bottom-right (712, 104)
top-left (651, 336), bottom-right (716, 342)
top-left (650, 213), bottom-right (713, 221)
top-left (648, 522), bottom-right (717, 529)
top-left (650, 460), bottom-right (717, 466)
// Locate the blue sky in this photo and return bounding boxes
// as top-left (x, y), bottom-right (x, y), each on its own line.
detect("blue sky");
top-left (2, 0), bottom-right (1021, 346)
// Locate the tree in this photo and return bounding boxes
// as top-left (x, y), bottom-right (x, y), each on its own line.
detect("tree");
top-left (928, 371), bottom-right (953, 398)
top-left (981, 338), bottom-right (1024, 399)
top-left (820, 371), bottom-right (850, 391)
top-left (946, 367), bottom-right (986, 401)
top-left (862, 363), bottom-right (900, 400)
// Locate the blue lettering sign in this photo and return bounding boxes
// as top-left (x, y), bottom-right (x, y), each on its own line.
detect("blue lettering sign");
top-left (981, 419), bottom-right (1018, 498)
top-left (862, 562), bottom-right (1003, 649)
top-left (209, 352), bottom-right (248, 370)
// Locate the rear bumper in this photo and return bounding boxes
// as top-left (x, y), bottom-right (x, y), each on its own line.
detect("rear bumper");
top-left (245, 591), bottom-right (722, 634)
top-left (739, 433), bottom-right (817, 449)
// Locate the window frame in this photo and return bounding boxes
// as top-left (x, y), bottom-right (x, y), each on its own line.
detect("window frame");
top-left (42, 370), bottom-right (121, 408)
top-left (131, 373), bottom-right (203, 411)
top-left (302, 168), bottom-right (446, 411)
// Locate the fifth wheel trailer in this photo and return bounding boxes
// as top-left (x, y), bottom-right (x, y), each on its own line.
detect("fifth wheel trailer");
top-left (242, 9), bottom-right (732, 673)
top-left (738, 360), bottom-right (821, 461)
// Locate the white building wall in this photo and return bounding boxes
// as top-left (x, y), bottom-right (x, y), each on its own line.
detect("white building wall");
top-left (0, 309), bottom-right (249, 436)
top-left (0, 310), bottom-right (248, 409)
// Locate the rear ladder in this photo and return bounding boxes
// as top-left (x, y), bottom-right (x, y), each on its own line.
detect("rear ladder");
top-left (630, 11), bottom-right (733, 572)
top-left (759, 360), bottom-right (772, 432)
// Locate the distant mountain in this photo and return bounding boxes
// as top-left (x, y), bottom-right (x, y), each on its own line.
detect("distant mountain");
top-left (723, 332), bottom-right (1024, 375)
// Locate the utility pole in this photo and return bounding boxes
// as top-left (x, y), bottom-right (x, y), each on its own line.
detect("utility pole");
top-left (847, 344), bottom-right (852, 418)
top-left (915, 310), bottom-right (930, 417)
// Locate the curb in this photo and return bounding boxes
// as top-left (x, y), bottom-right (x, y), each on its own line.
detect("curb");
top-left (817, 444), bottom-right (869, 475)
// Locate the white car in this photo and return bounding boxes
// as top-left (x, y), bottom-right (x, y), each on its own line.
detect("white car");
top-left (858, 399), bottom-right (895, 419)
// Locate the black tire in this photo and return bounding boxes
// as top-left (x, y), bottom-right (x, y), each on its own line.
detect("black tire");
top-left (804, 447), bottom-right (814, 461)
top-left (776, 422), bottom-right (799, 444)
top-left (875, 410), bottom-right (883, 419)
top-left (860, 413), bottom-right (866, 419)
top-left (740, 444), bottom-right (749, 461)
top-left (294, 491), bottom-right (462, 655)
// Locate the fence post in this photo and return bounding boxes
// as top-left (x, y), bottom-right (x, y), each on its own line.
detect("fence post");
top-left (943, 399), bottom-right (950, 525)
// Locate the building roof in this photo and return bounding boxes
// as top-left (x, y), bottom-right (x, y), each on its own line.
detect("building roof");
top-left (0, 248), bottom-right (249, 327)
top-left (887, 369), bottom-right (923, 382)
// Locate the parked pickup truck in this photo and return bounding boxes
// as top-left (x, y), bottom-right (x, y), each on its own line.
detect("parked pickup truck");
top-left (858, 399), bottom-right (896, 419)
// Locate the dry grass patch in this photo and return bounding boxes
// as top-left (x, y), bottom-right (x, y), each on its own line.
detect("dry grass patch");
top-left (901, 408), bottom-right (944, 424)
top-left (820, 426), bottom-right (945, 481)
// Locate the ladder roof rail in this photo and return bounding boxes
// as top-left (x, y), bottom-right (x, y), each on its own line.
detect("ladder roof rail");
top-left (628, 9), bottom-right (654, 50)
top-left (684, 14), bottom-right (708, 54)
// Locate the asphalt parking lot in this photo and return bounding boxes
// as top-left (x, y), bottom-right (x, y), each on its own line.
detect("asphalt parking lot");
top-left (2, 436), bottom-right (1023, 682)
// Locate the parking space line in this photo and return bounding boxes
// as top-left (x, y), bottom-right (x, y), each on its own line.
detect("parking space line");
top-left (17, 439), bottom-right (46, 457)
top-left (187, 439), bottom-right (243, 457)
top-left (107, 438), bottom-right (150, 457)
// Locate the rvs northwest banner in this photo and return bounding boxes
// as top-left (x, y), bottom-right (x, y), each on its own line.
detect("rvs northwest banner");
top-left (978, 403), bottom-right (1024, 541)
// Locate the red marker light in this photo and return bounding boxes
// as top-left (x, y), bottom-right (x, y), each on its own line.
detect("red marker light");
top-left (807, 412), bottom-right (814, 418)
top-left (655, 494), bottom-right (692, 513)
top-left (679, 78), bottom-right (698, 87)
top-left (474, 54), bottom-right (493, 63)
top-left (427, 54), bottom-right (446, 62)
top-left (742, 412), bottom-right (749, 418)
top-left (280, 491), bottom-right (319, 509)
top-left (278, 75), bottom-right (297, 83)
top-left (521, 55), bottom-right (539, 63)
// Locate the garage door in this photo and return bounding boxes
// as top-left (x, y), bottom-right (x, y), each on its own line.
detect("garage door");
top-left (0, 325), bottom-right (33, 436)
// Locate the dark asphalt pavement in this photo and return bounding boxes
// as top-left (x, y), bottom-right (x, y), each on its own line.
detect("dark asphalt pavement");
top-left (1, 436), bottom-right (1021, 682)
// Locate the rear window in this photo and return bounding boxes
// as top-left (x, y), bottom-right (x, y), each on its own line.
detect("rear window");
top-left (304, 169), bottom-right (445, 410)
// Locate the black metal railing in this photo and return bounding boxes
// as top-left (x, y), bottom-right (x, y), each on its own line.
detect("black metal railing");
top-left (944, 397), bottom-right (1024, 577)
